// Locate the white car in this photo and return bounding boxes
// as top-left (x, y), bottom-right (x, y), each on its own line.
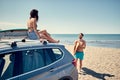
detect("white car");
top-left (0, 29), bottom-right (78, 80)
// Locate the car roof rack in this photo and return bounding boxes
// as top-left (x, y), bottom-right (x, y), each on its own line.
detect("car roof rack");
top-left (11, 41), bottom-right (17, 48)
top-left (0, 38), bottom-right (49, 49)
top-left (0, 38), bottom-right (26, 48)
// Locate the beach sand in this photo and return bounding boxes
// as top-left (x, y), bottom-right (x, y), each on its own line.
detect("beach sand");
top-left (65, 45), bottom-right (120, 80)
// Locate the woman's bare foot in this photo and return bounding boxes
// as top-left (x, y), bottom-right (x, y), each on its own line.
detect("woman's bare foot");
top-left (49, 40), bottom-right (60, 43)
top-left (57, 40), bottom-right (60, 43)
top-left (53, 40), bottom-right (60, 43)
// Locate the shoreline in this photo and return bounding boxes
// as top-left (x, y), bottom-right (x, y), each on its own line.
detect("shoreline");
top-left (65, 43), bottom-right (120, 49)
top-left (65, 45), bottom-right (120, 80)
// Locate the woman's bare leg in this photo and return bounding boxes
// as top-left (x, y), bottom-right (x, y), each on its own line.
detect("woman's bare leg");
top-left (40, 30), bottom-right (50, 36)
top-left (41, 34), bottom-right (59, 43)
top-left (39, 30), bottom-right (53, 38)
top-left (39, 31), bottom-right (59, 43)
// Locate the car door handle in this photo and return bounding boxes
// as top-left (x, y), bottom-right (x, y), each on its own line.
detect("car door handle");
top-left (49, 68), bottom-right (54, 72)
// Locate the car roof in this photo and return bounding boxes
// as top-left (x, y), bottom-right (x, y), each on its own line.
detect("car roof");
top-left (0, 39), bottom-right (64, 55)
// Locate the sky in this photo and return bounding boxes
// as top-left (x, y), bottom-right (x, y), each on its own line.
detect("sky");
top-left (0, 0), bottom-right (120, 34)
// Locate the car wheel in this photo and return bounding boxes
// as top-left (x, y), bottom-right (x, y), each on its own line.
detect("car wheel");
top-left (59, 76), bottom-right (73, 80)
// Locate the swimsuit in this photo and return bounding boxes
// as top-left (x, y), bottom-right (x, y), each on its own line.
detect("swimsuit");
top-left (27, 25), bottom-right (38, 40)
top-left (75, 52), bottom-right (84, 60)
top-left (28, 30), bottom-right (38, 40)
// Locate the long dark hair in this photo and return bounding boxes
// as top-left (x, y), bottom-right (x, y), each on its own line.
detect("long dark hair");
top-left (30, 9), bottom-right (39, 21)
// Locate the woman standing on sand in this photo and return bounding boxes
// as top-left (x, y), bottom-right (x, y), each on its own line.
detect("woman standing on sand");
top-left (73, 33), bottom-right (86, 73)
top-left (27, 9), bottom-right (59, 43)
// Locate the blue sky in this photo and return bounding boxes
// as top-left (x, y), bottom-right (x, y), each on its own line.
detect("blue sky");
top-left (0, 0), bottom-right (120, 34)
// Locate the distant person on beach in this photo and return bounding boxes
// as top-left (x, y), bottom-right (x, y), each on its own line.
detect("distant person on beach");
top-left (27, 9), bottom-right (59, 43)
top-left (73, 33), bottom-right (86, 73)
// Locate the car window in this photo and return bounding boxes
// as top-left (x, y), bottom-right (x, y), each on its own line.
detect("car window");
top-left (0, 48), bottom-right (63, 79)
top-left (23, 49), bottom-right (45, 73)
top-left (53, 48), bottom-right (63, 60)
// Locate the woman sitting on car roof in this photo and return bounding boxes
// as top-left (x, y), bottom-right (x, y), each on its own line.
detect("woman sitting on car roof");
top-left (27, 9), bottom-right (59, 43)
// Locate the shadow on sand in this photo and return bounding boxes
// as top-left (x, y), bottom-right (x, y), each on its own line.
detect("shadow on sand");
top-left (82, 67), bottom-right (115, 80)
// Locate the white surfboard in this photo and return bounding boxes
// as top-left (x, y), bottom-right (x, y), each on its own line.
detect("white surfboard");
top-left (0, 29), bottom-right (28, 39)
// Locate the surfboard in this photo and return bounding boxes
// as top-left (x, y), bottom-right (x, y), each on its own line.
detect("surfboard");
top-left (0, 29), bottom-right (28, 39)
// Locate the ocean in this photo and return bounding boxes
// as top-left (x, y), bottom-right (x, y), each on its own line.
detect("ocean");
top-left (51, 34), bottom-right (120, 48)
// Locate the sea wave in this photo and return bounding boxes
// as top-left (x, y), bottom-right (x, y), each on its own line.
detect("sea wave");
top-left (60, 40), bottom-right (120, 48)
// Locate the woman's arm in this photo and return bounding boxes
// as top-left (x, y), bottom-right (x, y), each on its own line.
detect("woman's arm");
top-left (32, 18), bottom-right (40, 39)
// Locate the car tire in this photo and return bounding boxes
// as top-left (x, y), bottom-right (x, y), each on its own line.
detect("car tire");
top-left (59, 76), bottom-right (73, 80)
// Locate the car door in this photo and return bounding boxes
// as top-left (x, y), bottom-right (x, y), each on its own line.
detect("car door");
top-left (27, 48), bottom-right (64, 80)
top-left (3, 48), bottom-right (63, 80)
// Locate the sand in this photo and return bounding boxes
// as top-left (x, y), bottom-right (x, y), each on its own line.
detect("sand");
top-left (65, 45), bottom-right (120, 80)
